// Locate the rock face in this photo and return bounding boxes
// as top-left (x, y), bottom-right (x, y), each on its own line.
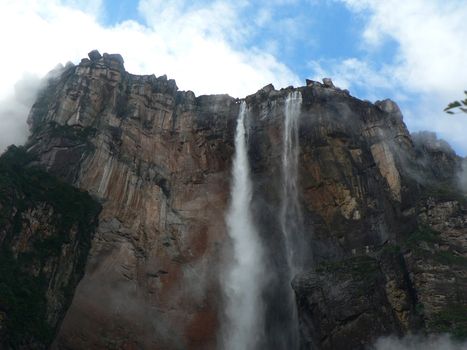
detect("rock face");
top-left (26, 51), bottom-right (237, 350)
top-left (0, 146), bottom-right (100, 349)
top-left (290, 117), bottom-right (467, 348)
top-left (13, 50), bottom-right (466, 349)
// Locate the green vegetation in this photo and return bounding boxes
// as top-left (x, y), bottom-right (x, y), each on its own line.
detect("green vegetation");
top-left (405, 226), bottom-right (441, 248)
top-left (444, 91), bottom-right (467, 114)
top-left (48, 122), bottom-right (96, 143)
top-left (0, 146), bottom-right (100, 235)
top-left (0, 145), bottom-right (100, 348)
top-left (404, 226), bottom-right (467, 266)
top-left (429, 304), bottom-right (467, 340)
top-left (316, 255), bottom-right (379, 281)
top-left (421, 181), bottom-right (467, 206)
top-left (380, 243), bottom-right (401, 255)
top-left (415, 302), bottom-right (425, 316)
top-left (0, 250), bottom-right (54, 346)
top-left (434, 251), bottom-right (467, 267)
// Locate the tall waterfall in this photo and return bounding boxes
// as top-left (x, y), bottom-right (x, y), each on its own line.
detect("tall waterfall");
top-left (281, 90), bottom-right (304, 273)
top-left (222, 102), bottom-right (265, 350)
top-left (277, 90), bottom-right (303, 350)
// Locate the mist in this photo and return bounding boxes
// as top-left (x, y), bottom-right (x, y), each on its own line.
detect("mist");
top-left (372, 334), bottom-right (467, 350)
top-left (459, 158), bottom-right (467, 194)
top-left (0, 73), bottom-right (42, 153)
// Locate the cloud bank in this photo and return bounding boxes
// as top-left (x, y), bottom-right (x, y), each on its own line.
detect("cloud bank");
top-left (373, 334), bottom-right (467, 350)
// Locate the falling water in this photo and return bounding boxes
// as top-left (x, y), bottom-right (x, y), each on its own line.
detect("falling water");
top-left (281, 90), bottom-right (304, 273)
top-left (221, 102), bottom-right (265, 350)
top-left (278, 90), bottom-right (304, 350)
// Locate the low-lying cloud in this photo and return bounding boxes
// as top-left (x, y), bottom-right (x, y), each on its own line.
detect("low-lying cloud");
top-left (372, 334), bottom-right (467, 350)
top-left (0, 73), bottom-right (42, 151)
top-left (459, 158), bottom-right (467, 194)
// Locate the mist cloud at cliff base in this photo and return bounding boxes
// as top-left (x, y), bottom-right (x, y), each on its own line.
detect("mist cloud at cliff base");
top-left (459, 158), bottom-right (467, 194)
top-left (373, 334), bottom-right (467, 350)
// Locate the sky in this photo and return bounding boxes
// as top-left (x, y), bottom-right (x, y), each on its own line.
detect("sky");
top-left (0, 0), bottom-right (466, 155)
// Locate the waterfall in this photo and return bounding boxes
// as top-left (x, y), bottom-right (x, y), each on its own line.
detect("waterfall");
top-left (277, 90), bottom-right (303, 350)
top-left (221, 93), bottom-right (305, 350)
top-left (281, 90), bottom-right (304, 273)
top-left (222, 101), bottom-right (265, 350)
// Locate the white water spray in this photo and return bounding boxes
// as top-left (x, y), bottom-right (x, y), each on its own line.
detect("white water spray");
top-left (275, 90), bottom-right (304, 350)
top-left (281, 90), bottom-right (304, 273)
top-left (222, 102), bottom-right (265, 350)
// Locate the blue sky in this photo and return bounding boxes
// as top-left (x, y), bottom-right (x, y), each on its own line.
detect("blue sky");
top-left (0, 0), bottom-right (466, 155)
top-left (101, 0), bottom-right (141, 24)
top-left (100, 0), bottom-right (398, 99)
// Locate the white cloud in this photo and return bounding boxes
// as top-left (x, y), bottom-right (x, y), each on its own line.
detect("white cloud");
top-left (319, 0), bottom-right (467, 155)
top-left (0, 0), bottom-right (299, 152)
top-left (373, 334), bottom-right (467, 350)
top-left (309, 58), bottom-right (396, 98)
top-left (344, 0), bottom-right (467, 98)
top-left (0, 74), bottom-right (42, 152)
top-left (255, 8), bottom-right (273, 27)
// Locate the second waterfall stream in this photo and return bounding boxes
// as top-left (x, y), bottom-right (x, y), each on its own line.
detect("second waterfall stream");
top-left (221, 91), bottom-right (305, 350)
top-left (281, 90), bottom-right (305, 273)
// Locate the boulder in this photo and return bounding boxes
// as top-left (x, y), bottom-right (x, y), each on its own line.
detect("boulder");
top-left (322, 77), bottom-right (335, 88)
top-left (88, 49), bottom-right (102, 61)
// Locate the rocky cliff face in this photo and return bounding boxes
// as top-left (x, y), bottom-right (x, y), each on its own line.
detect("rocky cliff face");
top-left (290, 114), bottom-right (467, 348)
top-left (26, 51), bottom-right (238, 350)
top-left (0, 146), bottom-right (100, 349)
top-left (10, 50), bottom-right (466, 349)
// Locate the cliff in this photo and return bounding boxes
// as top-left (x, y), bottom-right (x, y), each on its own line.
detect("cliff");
top-left (0, 146), bottom-right (100, 349)
top-left (1, 50), bottom-right (464, 349)
top-left (26, 51), bottom-right (237, 350)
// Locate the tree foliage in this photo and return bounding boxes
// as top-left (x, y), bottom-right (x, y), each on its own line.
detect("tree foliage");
top-left (444, 91), bottom-right (467, 114)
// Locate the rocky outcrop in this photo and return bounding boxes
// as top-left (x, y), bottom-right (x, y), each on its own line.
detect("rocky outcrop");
top-left (0, 146), bottom-right (100, 349)
top-left (293, 255), bottom-right (404, 349)
top-left (11, 50), bottom-right (466, 349)
top-left (289, 119), bottom-right (466, 349)
top-left (292, 196), bottom-right (467, 349)
top-left (407, 197), bottom-right (467, 337)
